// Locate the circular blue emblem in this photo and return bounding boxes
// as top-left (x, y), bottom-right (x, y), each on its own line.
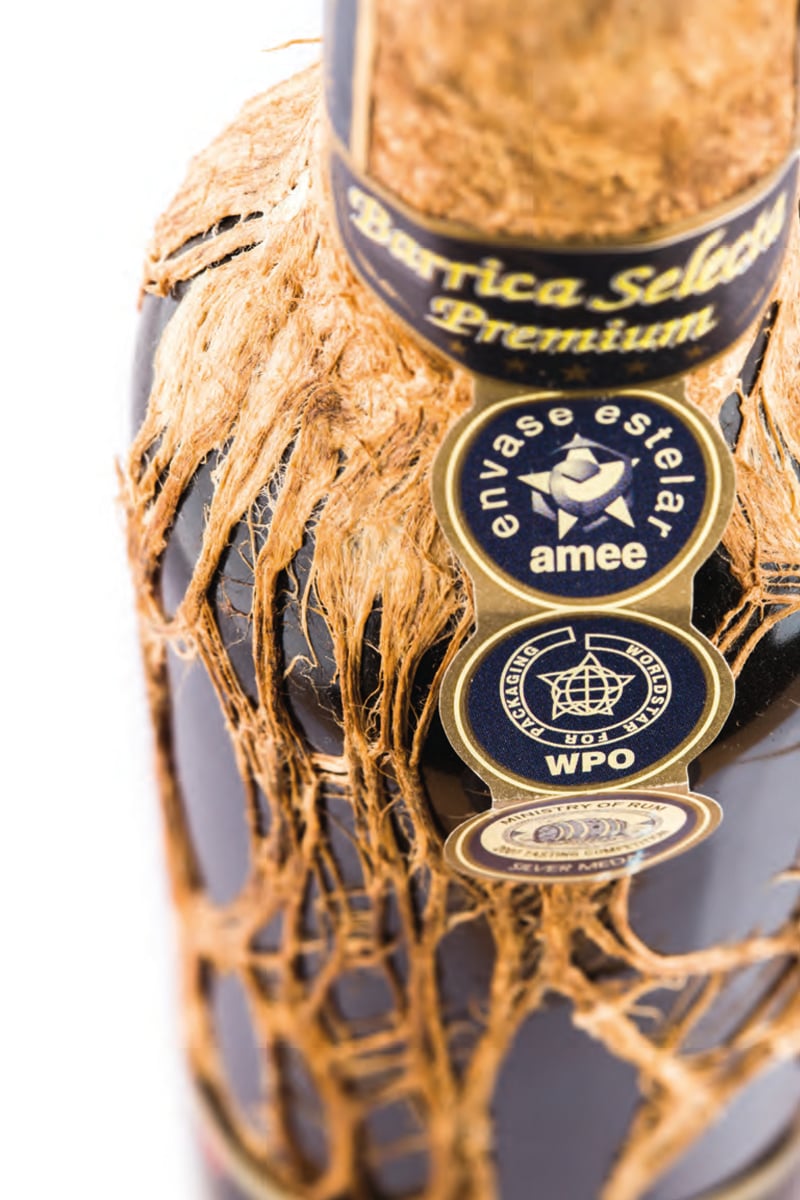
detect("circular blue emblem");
top-left (453, 613), bottom-right (719, 791)
top-left (444, 390), bottom-right (724, 604)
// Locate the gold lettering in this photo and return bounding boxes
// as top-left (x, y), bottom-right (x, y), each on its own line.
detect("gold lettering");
top-left (763, 192), bottom-right (787, 246)
top-left (425, 298), bottom-right (487, 334)
top-left (721, 230), bottom-right (757, 282)
top-left (349, 183), bottom-right (788, 331)
top-left (538, 327), bottom-right (581, 352)
top-left (620, 324), bottom-right (646, 352)
top-left (536, 278), bottom-right (586, 308)
top-left (633, 323), bottom-right (668, 351)
top-left (756, 210), bottom-right (775, 253)
top-left (587, 266), bottom-right (653, 313)
top-left (443, 261), bottom-right (482, 290)
top-left (388, 231), bottom-right (421, 272)
top-left (416, 247), bottom-right (453, 283)
top-left (693, 246), bottom-right (730, 293)
top-left (677, 230), bottom-right (726, 298)
top-left (598, 320), bottom-right (625, 352)
top-left (574, 328), bottom-right (599, 352)
top-left (476, 319), bottom-right (515, 344)
top-left (349, 191), bottom-right (392, 245)
top-left (657, 305), bottom-right (717, 348)
top-left (642, 266), bottom-right (682, 306)
top-left (473, 258), bottom-right (506, 298)
top-left (500, 273), bottom-right (539, 302)
top-left (503, 325), bottom-right (539, 350)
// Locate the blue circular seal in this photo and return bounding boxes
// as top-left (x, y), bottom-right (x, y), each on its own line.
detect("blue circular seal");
top-left (442, 390), bottom-right (728, 605)
top-left (450, 612), bottom-right (722, 792)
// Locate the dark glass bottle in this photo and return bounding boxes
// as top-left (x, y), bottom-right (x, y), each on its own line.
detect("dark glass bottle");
top-left (133, 281), bottom-right (800, 1199)
top-left (129, 7), bottom-right (800, 1196)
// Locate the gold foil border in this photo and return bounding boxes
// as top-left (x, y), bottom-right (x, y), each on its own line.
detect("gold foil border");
top-left (434, 384), bottom-right (734, 612)
top-left (329, 127), bottom-right (800, 253)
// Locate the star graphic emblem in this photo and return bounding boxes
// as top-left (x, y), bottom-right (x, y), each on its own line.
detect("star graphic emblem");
top-left (519, 434), bottom-right (638, 539)
top-left (685, 345), bottom-right (706, 361)
top-left (562, 362), bottom-right (590, 385)
top-left (506, 357), bottom-right (528, 375)
top-left (625, 360), bottom-right (648, 377)
top-left (447, 338), bottom-right (469, 356)
top-left (538, 652), bottom-right (634, 720)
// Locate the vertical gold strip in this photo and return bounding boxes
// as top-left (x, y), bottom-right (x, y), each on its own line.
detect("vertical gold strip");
top-left (350, 0), bottom-right (377, 170)
top-left (197, 1089), bottom-right (298, 1199)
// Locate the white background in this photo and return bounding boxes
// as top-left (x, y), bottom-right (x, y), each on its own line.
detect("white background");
top-left (2, 4), bottom-right (323, 1196)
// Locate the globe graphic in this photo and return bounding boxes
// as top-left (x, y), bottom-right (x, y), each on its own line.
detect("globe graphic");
top-left (541, 651), bottom-right (633, 720)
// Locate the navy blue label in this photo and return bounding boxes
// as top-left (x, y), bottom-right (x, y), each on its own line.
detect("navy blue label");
top-left (463, 615), bottom-right (709, 788)
top-left (452, 392), bottom-right (713, 601)
top-left (329, 148), bottom-right (797, 389)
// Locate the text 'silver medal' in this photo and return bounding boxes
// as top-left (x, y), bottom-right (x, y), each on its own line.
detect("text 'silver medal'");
top-left (325, 2), bottom-right (799, 882)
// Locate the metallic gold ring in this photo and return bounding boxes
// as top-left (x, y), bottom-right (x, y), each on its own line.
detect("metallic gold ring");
top-left (698, 1119), bottom-right (800, 1200)
top-left (196, 1087), bottom-right (800, 1200)
top-left (196, 1090), bottom-right (299, 1200)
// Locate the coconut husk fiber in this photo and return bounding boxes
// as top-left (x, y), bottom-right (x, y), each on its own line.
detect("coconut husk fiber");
top-left (123, 3), bottom-right (800, 1198)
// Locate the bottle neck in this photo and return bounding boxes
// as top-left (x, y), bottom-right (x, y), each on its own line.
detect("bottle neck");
top-left (326, 0), bottom-right (798, 242)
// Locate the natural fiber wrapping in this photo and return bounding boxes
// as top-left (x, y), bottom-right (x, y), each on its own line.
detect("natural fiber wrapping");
top-left (125, 5), bottom-right (800, 1196)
